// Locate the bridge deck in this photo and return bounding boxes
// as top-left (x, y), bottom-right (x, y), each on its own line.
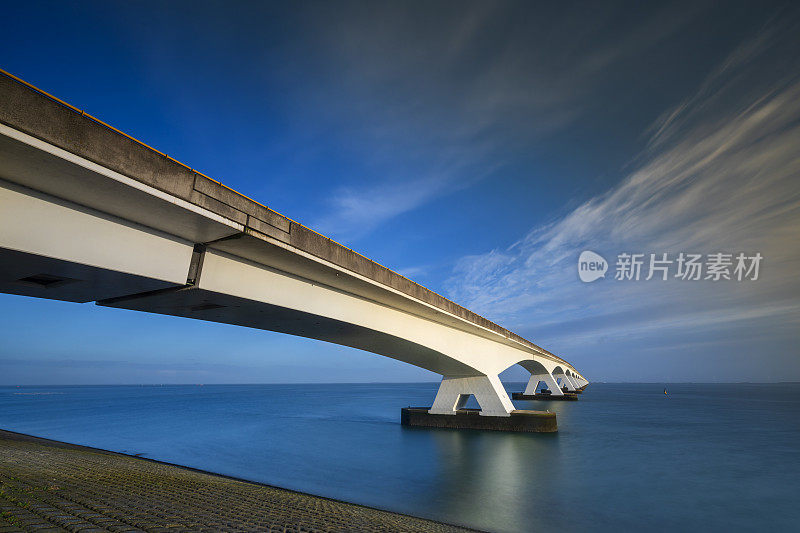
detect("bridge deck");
top-left (0, 69), bottom-right (568, 366)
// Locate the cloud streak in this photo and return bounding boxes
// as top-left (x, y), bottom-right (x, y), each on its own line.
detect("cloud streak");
top-left (302, 1), bottom-right (704, 240)
top-left (444, 23), bottom-right (800, 380)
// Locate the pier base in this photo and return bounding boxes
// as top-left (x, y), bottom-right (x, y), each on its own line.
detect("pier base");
top-left (401, 407), bottom-right (557, 433)
top-left (512, 392), bottom-right (578, 401)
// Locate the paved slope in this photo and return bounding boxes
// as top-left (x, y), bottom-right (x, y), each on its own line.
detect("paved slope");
top-left (0, 430), bottom-right (474, 533)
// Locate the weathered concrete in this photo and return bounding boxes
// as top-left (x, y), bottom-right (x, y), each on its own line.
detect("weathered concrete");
top-left (401, 408), bottom-right (557, 433)
top-left (0, 69), bottom-right (568, 365)
top-left (0, 429), bottom-right (476, 532)
top-left (511, 392), bottom-right (578, 401)
top-left (0, 69), bottom-right (589, 419)
top-left (520, 369), bottom-right (566, 397)
top-left (428, 376), bottom-right (514, 417)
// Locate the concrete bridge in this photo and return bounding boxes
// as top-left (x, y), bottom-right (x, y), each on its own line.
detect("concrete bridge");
top-left (0, 70), bottom-right (587, 429)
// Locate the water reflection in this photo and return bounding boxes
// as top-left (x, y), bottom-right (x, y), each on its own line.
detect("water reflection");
top-left (403, 422), bottom-right (562, 532)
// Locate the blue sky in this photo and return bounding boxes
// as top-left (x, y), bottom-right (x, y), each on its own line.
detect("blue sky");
top-left (1, 0), bottom-right (798, 384)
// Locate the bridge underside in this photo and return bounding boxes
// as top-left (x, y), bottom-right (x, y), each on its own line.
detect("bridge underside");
top-left (0, 231), bottom-right (474, 379)
top-left (0, 241), bottom-right (471, 377)
top-left (0, 103), bottom-right (588, 431)
top-left (99, 286), bottom-right (476, 377)
top-left (0, 246), bottom-right (179, 304)
top-left (0, 171), bottom-right (588, 425)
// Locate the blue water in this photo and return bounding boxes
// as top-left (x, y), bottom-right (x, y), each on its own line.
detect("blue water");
top-left (1, 383), bottom-right (798, 532)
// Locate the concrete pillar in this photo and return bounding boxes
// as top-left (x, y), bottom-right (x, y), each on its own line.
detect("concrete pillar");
top-left (558, 373), bottom-right (577, 392)
top-left (523, 372), bottom-right (565, 396)
top-left (429, 375), bottom-right (515, 417)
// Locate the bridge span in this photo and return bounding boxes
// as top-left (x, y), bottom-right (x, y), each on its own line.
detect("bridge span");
top-left (0, 70), bottom-right (587, 430)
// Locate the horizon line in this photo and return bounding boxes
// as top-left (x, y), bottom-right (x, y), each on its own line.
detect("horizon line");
top-left (2, 381), bottom-right (799, 387)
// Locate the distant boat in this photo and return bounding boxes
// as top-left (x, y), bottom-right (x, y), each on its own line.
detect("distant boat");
top-left (664, 387), bottom-right (668, 395)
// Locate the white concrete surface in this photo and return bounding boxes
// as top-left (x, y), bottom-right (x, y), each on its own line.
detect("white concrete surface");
top-left (0, 123), bottom-right (588, 416)
top-left (429, 376), bottom-right (515, 417)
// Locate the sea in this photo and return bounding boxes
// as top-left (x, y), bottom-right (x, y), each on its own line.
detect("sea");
top-left (1, 382), bottom-right (798, 532)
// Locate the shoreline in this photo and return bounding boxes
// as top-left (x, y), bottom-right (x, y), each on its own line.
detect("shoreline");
top-left (0, 428), bottom-right (480, 532)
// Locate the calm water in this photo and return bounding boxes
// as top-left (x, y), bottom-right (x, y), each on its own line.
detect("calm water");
top-left (0, 383), bottom-right (798, 532)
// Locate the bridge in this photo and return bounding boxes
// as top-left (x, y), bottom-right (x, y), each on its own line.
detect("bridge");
top-left (0, 69), bottom-right (587, 431)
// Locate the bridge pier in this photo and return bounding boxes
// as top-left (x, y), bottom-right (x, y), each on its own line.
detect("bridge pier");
top-left (401, 375), bottom-right (558, 432)
top-left (428, 375), bottom-right (514, 417)
top-left (557, 373), bottom-right (577, 392)
top-left (568, 374), bottom-right (584, 393)
top-left (510, 371), bottom-right (578, 400)
top-left (523, 372), bottom-right (564, 396)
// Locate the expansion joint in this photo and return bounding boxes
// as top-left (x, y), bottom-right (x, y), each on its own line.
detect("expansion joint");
top-left (187, 232), bottom-right (246, 285)
top-left (186, 244), bottom-right (206, 286)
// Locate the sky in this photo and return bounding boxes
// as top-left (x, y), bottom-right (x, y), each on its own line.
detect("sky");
top-left (1, 0), bottom-right (798, 384)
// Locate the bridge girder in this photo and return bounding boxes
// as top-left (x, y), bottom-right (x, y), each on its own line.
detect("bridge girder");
top-left (0, 116), bottom-right (587, 418)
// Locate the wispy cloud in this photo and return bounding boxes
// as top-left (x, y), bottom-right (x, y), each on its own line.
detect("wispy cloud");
top-left (302, 1), bottom-right (704, 240)
top-left (312, 153), bottom-right (496, 240)
top-left (444, 23), bottom-right (800, 379)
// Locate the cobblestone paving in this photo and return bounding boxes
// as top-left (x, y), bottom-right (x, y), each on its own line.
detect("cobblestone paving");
top-left (0, 430), bottom-right (475, 533)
